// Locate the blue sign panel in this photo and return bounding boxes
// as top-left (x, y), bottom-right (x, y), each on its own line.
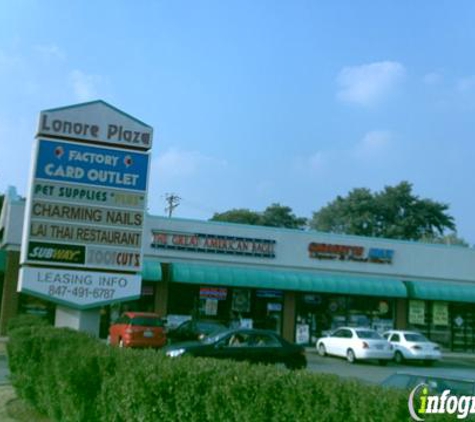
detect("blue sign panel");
top-left (35, 139), bottom-right (149, 191)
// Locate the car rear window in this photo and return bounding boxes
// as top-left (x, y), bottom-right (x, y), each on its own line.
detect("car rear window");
top-left (404, 333), bottom-right (428, 342)
top-left (356, 330), bottom-right (382, 340)
top-left (130, 317), bottom-right (164, 327)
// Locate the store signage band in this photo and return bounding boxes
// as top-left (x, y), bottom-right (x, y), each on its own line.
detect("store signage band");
top-left (308, 242), bottom-right (394, 264)
top-left (151, 231), bottom-right (276, 258)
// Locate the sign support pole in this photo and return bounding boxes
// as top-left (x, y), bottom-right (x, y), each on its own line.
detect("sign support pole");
top-left (55, 306), bottom-right (101, 337)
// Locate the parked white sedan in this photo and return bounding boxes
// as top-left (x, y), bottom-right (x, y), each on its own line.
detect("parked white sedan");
top-left (316, 327), bottom-right (394, 365)
top-left (383, 330), bottom-right (442, 365)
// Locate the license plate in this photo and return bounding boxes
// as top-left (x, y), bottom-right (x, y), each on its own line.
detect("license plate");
top-left (143, 330), bottom-right (154, 338)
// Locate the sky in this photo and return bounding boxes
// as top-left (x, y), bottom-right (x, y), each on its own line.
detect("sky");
top-left (1, 1), bottom-right (475, 245)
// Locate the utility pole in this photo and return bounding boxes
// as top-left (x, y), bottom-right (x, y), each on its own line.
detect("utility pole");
top-left (164, 193), bottom-right (181, 217)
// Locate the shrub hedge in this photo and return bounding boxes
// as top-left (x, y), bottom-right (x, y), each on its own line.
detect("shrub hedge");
top-left (6, 316), bottom-right (456, 421)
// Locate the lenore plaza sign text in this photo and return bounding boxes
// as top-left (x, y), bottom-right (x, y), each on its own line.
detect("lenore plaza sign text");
top-left (19, 100), bottom-right (152, 310)
top-left (37, 100), bottom-right (153, 150)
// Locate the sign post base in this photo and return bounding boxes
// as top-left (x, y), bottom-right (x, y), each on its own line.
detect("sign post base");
top-left (55, 306), bottom-right (101, 337)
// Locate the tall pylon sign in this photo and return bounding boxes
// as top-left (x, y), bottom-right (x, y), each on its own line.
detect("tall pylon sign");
top-left (18, 100), bottom-right (152, 334)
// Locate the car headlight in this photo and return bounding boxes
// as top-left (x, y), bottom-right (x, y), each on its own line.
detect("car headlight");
top-left (166, 348), bottom-right (186, 358)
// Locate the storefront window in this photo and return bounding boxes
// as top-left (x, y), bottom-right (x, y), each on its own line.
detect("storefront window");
top-left (450, 303), bottom-right (475, 352)
top-left (430, 302), bottom-right (451, 350)
top-left (296, 293), bottom-right (395, 345)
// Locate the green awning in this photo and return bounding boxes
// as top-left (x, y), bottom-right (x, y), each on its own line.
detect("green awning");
top-left (406, 280), bottom-right (475, 303)
top-left (171, 263), bottom-right (407, 298)
top-left (0, 250), bottom-right (6, 274)
top-left (141, 259), bottom-right (162, 281)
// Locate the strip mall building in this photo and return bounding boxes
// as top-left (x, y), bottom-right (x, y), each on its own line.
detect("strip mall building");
top-left (1, 188), bottom-right (475, 351)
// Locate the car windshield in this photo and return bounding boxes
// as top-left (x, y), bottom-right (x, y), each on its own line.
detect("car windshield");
top-left (130, 317), bottom-right (164, 327)
top-left (201, 330), bottom-right (230, 344)
top-left (356, 330), bottom-right (382, 340)
top-left (404, 333), bottom-right (428, 342)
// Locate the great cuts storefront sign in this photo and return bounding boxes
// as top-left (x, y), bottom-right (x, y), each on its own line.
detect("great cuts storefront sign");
top-left (151, 231), bottom-right (276, 258)
top-left (19, 100), bottom-right (152, 309)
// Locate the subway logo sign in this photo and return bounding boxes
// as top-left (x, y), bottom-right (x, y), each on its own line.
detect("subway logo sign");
top-left (27, 242), bottom-right (85, 264)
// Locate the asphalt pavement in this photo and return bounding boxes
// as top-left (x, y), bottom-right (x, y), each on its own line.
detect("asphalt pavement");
top-left (306, 349), bottom-right (475, 385)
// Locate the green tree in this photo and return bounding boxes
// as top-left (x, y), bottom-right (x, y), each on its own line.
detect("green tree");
top-left (420, 232), bottom-right (469, 247)
top-left (310, 181), bottom-right (456, 241)
top-left (210, 209), bottom-right (261, 225)
top-left (211, 203), bottom-right (307, 229)
top-left (260, 203), bottom-right (307, 229)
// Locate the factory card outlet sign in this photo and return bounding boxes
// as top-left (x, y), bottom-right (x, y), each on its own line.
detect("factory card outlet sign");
top-left (151, 231), bottom-right (276, 258)
top-left (18, 267), bottom-right (141, 309)
top-left (308, 242), bottom-right (394, 264)
top-left (35, 139), bottom-right (149, 191)
top-left (38, 100), bottom-right (153, 150)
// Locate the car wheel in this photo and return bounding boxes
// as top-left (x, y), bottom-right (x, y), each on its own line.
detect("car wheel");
top-left (394, 351), bottom-right (404, 364)
top-left (346, 349), bottom-right (356, 364)
top-left (318, 343), bottom-right (326, 357)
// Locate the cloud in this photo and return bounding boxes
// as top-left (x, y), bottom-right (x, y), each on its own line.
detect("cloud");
top-left (336, 61), bottom-right (405, 106)
top-left (456, 75), bottom-right (475, 93)
top-left (295, 130), bottom-right (393, 174)
top-left (154, 147), bottom-right (228, 179)
top-left (353, 130), bottom-right (392, 159)
top-left (70, 70), bottom-right (103, 101)
top-left (423, 72), bottom-right (442, 85)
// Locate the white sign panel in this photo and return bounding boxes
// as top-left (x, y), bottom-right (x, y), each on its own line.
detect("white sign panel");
top-left (38, 100), bottom-right (153, 150)
top-left (19, 267), bottom-right (141, 309)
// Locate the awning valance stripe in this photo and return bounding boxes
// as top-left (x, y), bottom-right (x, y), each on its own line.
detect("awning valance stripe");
top-left (171, 263), bottom-right (407, 298)
top-left (141, 259), bottom-right (162, 281)
top-left (405, 280), bottom-right (475, 303)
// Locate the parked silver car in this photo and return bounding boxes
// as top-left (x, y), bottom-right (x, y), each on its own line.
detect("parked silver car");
top-left (316, 327), bottom-right (394, 365)
top-left (383, 330), bottom-right (441, 364)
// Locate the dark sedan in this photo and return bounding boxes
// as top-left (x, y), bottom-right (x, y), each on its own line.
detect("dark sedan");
top-left (164, 328), bottom-right (307, 369)
top-left (167, 319), bottom-right (228, 343)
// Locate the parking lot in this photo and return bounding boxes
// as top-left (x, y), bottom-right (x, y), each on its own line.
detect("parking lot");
top-left (306, 349), bottom-right (475, 385)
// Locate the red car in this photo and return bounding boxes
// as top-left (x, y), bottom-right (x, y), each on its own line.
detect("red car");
top-left (109, 312), bottom-right (167, 348)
